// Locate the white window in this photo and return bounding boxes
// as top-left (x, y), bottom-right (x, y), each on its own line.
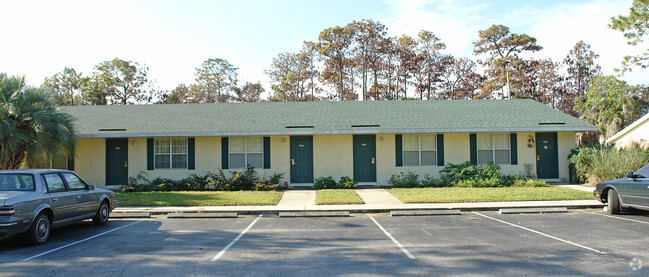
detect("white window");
top-left (230, 137), bottom-right (263, 169)
top-left (477, 133), bottom-right (510, 164)
top-left (154, 138), bottom-right (188, 169)
top-left (403, 134), bottom-right (437, 166)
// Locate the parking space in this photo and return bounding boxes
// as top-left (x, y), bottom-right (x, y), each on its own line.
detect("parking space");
top-left (0, 210), bottom-right (648, 276)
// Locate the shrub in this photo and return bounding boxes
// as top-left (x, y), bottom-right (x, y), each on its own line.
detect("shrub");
top-left (512, 178), bottom-right (548, 187)
top-left (122, 168), bottom-right (286, 192)
top-left (440, 162), bottom-right (501, 186)
top-left (421, 174), bottom-right (446, 187)
top-left (570, 145), bottom-right (649, 186)
top-left (338, 176), bottom-right (357, 189)
top-left (314, 176), bottom-right (337, 189)
top-left (388, 171), bottom-right (420, 188)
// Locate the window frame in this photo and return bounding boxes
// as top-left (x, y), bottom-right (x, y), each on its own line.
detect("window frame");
top-left (42, 173), bottom-right (69, 194)
top-left (402, 134), bottom-right (437, 166)
top-left (229, 136), bottom-right (264, 169)
top-left (154, 138), bottom-right (189, 170)
top-left (476, 133), bottom-right (511, 165)
top-left (61, 172), bottom-right (89, 191)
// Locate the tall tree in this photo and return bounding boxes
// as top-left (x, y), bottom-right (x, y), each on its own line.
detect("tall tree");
top-left (438, 56), bottom-right (484, 99)
top-left (95, 58), bottom-right (152, 105)
top-left (234, 82), bottom-right (264, 102)
top-left (266, 52), bottom-right (309, 101)
top-left (0, 74), bottom-right (76, 169)
top-left (394, 35), bottom-right (417, 99)
top-left (417, 30), bottom-right (446, 99)
top-left (575, 75), bottom-right (648, 142)
top-left (80, 75), bottom-right (109, 105)
top-left (348, 20), bottom-right (388, 99)
top-left (610, 0), bottom-right (649, 72)
top-left (159, 84), bottom-right (192, 104)
top-left (194, 58), bottom-right (238, 103)
top-left (316, 26), bottom-right (355, 101)
top-left (42, 67), bottom-right (84, 106)
top-left (562, 41), bottom-right (601, 115)
top-left (300, 41), bottom-right (320, 100)
top-left (517, 59), bottom-right (562, 106)
top-left (473, 24), bottom-right (542, 98)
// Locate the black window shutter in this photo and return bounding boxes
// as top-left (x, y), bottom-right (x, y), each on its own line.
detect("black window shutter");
top-left (510, 133), bottom-right (518, 165)
top-left (67, 155), bottom-right (75, 171)
top-left (263, 137), bottom-right (271, 169)
top-left (470, 134), bottom-right (477, 165)
top-left (395, 135), bottom-right (403, 167)
top-left (437, 134), bottom-right (444, 166)
top-left (188, 138), bottom-right (195, 170)
top-left (221, 137), bottom-right (229, 169)
top-left (147, 138), bottom-right (154, 170)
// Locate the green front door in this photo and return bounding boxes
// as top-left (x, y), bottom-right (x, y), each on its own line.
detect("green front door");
top-left (535, 132), bottom-right (558, 179)
top-left (353, 135), bottom-right (376, 182)
top-left (290, 136), bottom-right (314, 183)
top-left (106, 139), bottom-right (128, 186)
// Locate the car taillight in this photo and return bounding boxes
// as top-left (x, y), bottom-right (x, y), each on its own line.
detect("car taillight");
top-left (0, 206), bottom-right (15, 216)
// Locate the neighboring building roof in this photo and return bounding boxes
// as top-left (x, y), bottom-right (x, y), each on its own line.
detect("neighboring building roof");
top-left (60, 99), bottom-right (597, 138)
top-left (606, 112), bottom-right (649, 145)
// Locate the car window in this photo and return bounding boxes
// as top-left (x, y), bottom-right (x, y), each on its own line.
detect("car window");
top-left (43, 173), bottom-right (67, 193)
top-left (635, 163), bottom-right (649, 178)
top-left (0, 174), bottom-right (35, 191)
top-left (62, 173), bottom-right (87, 191)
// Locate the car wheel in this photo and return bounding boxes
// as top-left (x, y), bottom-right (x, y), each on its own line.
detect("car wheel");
top-left (607, 189), bottom-right (621, 215)
top-left (92, 201), bottom-right (110, 226)
top-left (25, 213), bottom-right (51, 245)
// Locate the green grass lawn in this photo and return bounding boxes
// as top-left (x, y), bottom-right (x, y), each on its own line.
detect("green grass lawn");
top-left (316, 189), bottom-right (365, 205)
top-left (116, 191), bottom-right (284, 206)
top-left (388, 187), bottom-right (593, 203)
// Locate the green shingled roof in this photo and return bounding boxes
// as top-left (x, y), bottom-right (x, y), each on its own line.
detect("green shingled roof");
top-left (59, 99), bottom-right (596, 138)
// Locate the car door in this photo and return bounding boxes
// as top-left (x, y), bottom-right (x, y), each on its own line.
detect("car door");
top-left (622, 165), bottom-right (649, 207)
top-left (42, 173), bottom-right (77, 221)
top-left (62, 172), bottom-right (99, 216)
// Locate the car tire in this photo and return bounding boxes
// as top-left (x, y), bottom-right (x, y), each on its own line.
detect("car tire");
top-left (608, 189), bottom-right (621, 215)
top-left (25, 213), bottom-right (51, 245)
top-left (92, 201), bottom-right (110, 226)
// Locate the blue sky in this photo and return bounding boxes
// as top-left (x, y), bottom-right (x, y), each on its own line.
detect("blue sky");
top-left (2, 0), bottom-right (645, 95)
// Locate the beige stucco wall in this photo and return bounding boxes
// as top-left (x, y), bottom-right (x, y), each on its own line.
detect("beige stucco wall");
top-left (73, 138), bottom-right (106, 187)
top-left (610, 124), bottom-right (649, 149)
top-left (74, 131), bottom-right (577, 188)
top-left (313, 135), bottom-right (354, 182)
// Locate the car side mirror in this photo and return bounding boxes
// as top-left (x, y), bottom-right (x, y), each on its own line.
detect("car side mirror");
top-left (88, 185), bottom-right (95, 190)
top-left (627, 172), bottom-right (635, 179)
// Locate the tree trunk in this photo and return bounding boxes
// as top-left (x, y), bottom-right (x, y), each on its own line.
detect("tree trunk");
top-left (0, 146), bottom-right (27, 169)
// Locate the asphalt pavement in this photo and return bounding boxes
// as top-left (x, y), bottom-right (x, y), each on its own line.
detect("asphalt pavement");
top-left (1, 209), bottom-right (648, 276)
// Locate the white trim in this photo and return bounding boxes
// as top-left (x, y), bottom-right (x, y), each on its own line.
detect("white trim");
top-left (229, 136), bottom-right (263, 169)
top-left (402, 134), bottom-right (437, 166)
top-left (606, 112), bottom-right (649, 144)
top-left (77, 126), bottom-right (597, 138)
top-left (154, 138), bottom-right (188, 169)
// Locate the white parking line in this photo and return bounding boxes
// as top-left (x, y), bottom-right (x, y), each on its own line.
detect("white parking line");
top-left (472, 212), bottom-right (605, 254)
top-left (579, 210), bottom-right (649, 225)
top-left (22, 220), bottom-right (144, 262)
top-left (367, 214), bottom-right (416, 260)
top-left (211, 215), bottom-right (261, 262)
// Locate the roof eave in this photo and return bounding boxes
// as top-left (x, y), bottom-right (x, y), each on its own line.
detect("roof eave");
top-left (76, 126), bottom-right (598, 138)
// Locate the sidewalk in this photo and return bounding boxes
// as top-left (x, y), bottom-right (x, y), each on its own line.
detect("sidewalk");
top-left (115, 187), bottom-right (603, 215)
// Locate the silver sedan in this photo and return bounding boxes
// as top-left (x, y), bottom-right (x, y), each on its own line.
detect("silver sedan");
top-left (0, 169), bottom-right (118, 245)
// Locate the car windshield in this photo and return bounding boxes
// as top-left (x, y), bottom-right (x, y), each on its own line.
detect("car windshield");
top-left (635, 163), bottom-right (649, 178)
top-left (0, 173), bottom-right (36, 191)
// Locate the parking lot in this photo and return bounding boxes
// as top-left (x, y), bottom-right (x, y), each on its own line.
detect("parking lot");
top-left (1, 209), bottom-right (648, 276)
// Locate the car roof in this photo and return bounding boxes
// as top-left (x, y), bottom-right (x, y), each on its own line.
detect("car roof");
top-left (0, 169), bottom-right (73, 174)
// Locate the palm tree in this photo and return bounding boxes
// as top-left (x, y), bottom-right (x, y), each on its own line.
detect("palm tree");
top-left (0, 73), bottom-right (76, 169)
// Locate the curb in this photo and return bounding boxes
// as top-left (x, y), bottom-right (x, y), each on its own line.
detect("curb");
top-left (499, 207), bottom-right (569, 214)
top-left (114, 203), bottom-right (604, 216)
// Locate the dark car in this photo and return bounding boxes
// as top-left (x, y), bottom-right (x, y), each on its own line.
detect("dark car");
top-left (0, 169), bottom-right (118, 244)
top-left (594, 163), bottom-right (649, 214)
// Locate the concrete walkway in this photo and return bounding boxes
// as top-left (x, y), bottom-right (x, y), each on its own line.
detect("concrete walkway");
top-left (355, 188), bottom-right (403, 206)
top-left (277, 190), bottom-right (316, 209)
top-left (553, 183), bottom-right (594, 192)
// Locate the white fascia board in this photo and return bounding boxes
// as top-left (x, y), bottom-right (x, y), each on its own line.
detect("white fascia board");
top-left (77, 126), bottom-right (598, 138)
